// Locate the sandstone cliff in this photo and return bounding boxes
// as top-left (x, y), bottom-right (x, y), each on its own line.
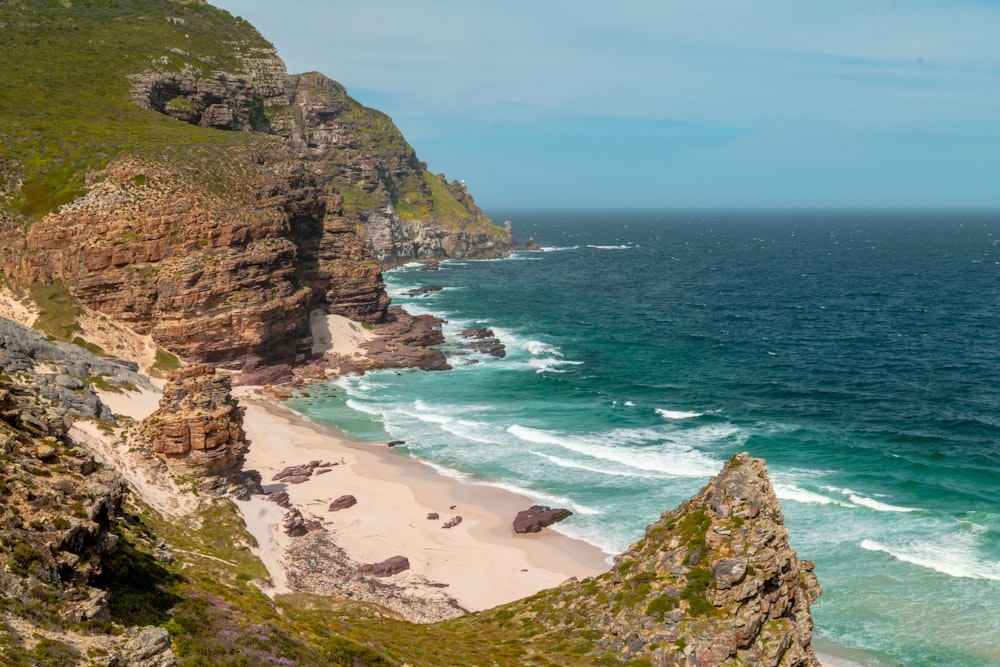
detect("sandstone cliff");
top-left (136, 364), bottom-right (255, 499)
top-left (0, 0), bottom-right (510, 378)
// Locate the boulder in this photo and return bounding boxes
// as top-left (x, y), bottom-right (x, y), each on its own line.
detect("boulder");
top-left (328, 495), bottom-right (357, 511)
top-left (513, 505), bottom-right (573, 533)
top-left (358, 555), bottom-right (410, 577)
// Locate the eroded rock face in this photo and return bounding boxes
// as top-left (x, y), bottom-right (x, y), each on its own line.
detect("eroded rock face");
top-left (137, 364), bottom-right (252, 497)
top-left (504, 453), bottom-right (822, 667)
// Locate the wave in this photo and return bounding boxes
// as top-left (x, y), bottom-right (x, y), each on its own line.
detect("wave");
top-left (529, 450), bottom-right (672, 480)
top-left (586, 244), bottom-right (634, 250)
top-left (773, 483), bottom-right (853, 507)
top-left (507, 424), bottom-right (722, 477)
top-left (860, 538), bottom-right (1000, 581)
top-left (815, 485), bottom-right (918, 513)
top-left (656, 408), bottom-right (704, 420)
top-left (539, 245), bottom-right (580, 252)
top-left (847, 494), bottom-right (917, 513)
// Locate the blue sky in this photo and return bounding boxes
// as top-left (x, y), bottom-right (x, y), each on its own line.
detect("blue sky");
top-left (215, 1), bottom-right (1000, 209)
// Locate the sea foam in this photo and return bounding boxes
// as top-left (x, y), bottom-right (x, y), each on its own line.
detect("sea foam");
top-left (860, 538), bottom-right (1000, 581)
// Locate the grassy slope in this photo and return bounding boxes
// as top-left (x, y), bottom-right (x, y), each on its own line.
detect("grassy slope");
top-left (0, 0), bottom-right (270, 218)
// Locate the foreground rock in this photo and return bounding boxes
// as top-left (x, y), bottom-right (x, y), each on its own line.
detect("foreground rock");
top-left (513, 505), bottom-right (573, 533)
top-left (136, 364), bottom-right (255, 498)
top-left (495, 453), bottom-right (822, 666)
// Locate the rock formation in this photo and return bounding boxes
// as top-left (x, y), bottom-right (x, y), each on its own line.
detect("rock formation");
top-left (0, 352), bottom-right (177, 666)
top-left (512, 505), bottom-right (572, 533)
top-left (495, 453), bottom-right (822, 666)
top-left (328, 495), bottom-right (357, 511)
top-left (136, 363), bottom-right (253, 498)
top-left (358, 555), bottom-right (411, 578)
top-left (0, 0), bottom-right (512, 379)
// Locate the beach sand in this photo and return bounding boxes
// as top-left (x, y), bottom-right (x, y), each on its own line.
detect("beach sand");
top-left (237, 395), bottom-right (611, 612)
top-left (95, 371), bottom-right (610, 615)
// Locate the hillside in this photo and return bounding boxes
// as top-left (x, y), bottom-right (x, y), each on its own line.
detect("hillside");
top-left (0, 0), bottom-right (513, 377)
top-left (0, 314), bottom-right (822, 665)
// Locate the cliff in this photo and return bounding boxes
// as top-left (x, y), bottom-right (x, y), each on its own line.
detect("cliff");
top-left (490, 452), bottom-right (823, 666)
top-left (0, 0), bottom-right (512, 377)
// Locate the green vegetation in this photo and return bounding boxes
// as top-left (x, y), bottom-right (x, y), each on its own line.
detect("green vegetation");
top-left (423, 171), bottom-right (470, 226)
top-left (29, 281), bottom-right (82, 340)
top-left (0, 0), bottom-right (274, 219)
top-left (152, 348), bottom-right (181, 373)
top-left (680, 566), bottom-right (718, 617)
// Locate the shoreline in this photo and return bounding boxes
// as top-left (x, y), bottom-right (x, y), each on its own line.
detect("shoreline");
top-left (236, 393), bottom-right (611, 614)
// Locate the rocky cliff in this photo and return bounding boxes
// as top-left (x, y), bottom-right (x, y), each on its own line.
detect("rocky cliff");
top-left (136, 363), bottom-right (255, 499)
top-left (0, 0), bottom-right (511, 377)
top-left (0, 318), bottom-right (177, 666)
top-left (485, 453), bottom-right (822, 666)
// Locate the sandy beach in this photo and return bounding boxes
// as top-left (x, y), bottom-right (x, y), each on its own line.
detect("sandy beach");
top-left (95, 350), bottom-right (610, 618)
top-left (237, 394), bottom-right (611, 612)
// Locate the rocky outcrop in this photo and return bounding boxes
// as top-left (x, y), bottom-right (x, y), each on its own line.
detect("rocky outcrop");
top-left (328, 495), bottom-right (357, 512)
top-left (136, 363), bottom-right (252, 498)
top-left (280, 73), bottom-right (515, 269)
top-left (359, 306), bottom-right (450, 372)
top-left (0, 371), bottom-right (176, 666)
top-left (358, 555), bottom-right (410, 578)
top-left (513, 505), bottom-right (572, 533)
top-left (496, 453), bottom-right (822, 666)
top-left (459, 327), bottom-right (507, 359)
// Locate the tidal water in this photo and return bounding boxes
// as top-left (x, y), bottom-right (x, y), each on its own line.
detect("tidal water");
top-left (290, 210), bottom-right (1000, 666)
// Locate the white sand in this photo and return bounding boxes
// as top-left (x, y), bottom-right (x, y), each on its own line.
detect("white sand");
top-left (238, 398), bottom-right (611, 611)
top-left (310, 311), bottom-right (375, 357)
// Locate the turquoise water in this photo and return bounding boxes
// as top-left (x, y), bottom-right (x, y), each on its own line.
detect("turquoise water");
top-left (290, 210), bottom-right (1000, 666)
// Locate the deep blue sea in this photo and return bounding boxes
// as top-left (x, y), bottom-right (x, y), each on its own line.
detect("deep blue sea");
top-left (290, 210), bottom-right (1000, 667)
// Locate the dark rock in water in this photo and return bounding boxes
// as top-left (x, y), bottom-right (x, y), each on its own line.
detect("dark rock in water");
top-left (405, 285), bottom-right (443, 297)
top-left (521, 237), bottom-right (541, 251)
top-left (387, 440), bottom-right (406, 447)
top-left (328, 495), bottom-right (357, 511)
top-left (513, 505), bottom-right (573, 533)
top-left (442, 515), bottom-right (463, 529)
top-left (358, 555), bottom-right (410, 577)
top-left (458, 327), bottom-right (506, 358)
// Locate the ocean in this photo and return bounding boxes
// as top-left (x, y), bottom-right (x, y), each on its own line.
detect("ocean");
top-left (288, 209), bottom-right (1000, 667)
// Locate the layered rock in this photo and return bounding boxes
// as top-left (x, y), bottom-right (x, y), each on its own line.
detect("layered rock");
top-left (280, 73), bottom-right (515, 269)
top-left (496, 453), bottom-right (822, 666)
top-left (136, 363), bottom-right (252, 497)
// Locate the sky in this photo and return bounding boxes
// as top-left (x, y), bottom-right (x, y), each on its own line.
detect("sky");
top-left (214, 0), bottom-right (1000, 210)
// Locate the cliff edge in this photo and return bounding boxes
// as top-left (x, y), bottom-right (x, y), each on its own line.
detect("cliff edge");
top-left (0, 0), bottom-right (512, 378)
top-left (481, 452), bottom-right (822, 666)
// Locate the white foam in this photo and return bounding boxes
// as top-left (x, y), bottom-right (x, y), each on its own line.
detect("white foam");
top-left (819, 486), bottom-right (918, 513)
top-left (507, 424), bottom-right (721, 478)
top-left (860, 539), bottom-right (1000, 581)
top-left (586, 244), bottom-right (633, 250)
top-left (656, 408), bottom-right (704, 420)
top-left (344, 398), bottom-right (383, 417)
top-left (539, 245), bottom-right (580, 252)
top-left (848, 494), bottom-right (917, 513)
top-left (530, 451), bottom-right (672, 479)
top-left (774, 483), bottom-right (853, 507)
